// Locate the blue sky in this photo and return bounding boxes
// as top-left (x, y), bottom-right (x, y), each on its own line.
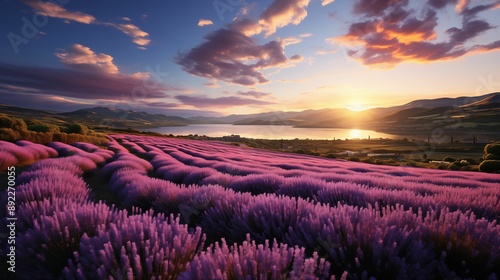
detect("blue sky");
top-left (1, 0), bottom-right (500, 117)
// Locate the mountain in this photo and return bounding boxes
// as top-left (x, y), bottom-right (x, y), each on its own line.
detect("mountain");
top-left (1, 92), bottom-right (499, 132)
top-left (0, 105), bottom-right (193, 129)
top-left (59, 107), bottom-right (192, 128)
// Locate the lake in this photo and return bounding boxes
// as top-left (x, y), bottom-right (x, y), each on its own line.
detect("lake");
top-left (142, 124), bottom-right (396, 140)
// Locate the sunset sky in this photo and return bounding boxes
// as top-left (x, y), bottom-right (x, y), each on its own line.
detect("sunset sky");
top-left (1, 0), bottom-right (500, 117)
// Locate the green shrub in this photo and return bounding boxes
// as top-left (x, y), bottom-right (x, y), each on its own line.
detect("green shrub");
top-left (27, 123), bottom-right (61, 133)
top-left (374, 159), bottom-right (384, 165)
top-left (325, 153), bottom-right (337, 159)
top-left (484, 143), bottom-right (500, 155)
top-left (0, 115), bottom-right (27, 131)
top-left (479, 160), bottom-right (500, 173)
top-left (483, 153), bottom-right (500, 160)
top-left (66, 123), bottom-right (90, 135)
top-left (348, 157), bottom-right (360, 162)
top-left (295, 149), bottom-right (305, 154)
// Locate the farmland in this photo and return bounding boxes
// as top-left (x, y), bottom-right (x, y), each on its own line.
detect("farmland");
top-left (1, 134), bottom-right (500, 279)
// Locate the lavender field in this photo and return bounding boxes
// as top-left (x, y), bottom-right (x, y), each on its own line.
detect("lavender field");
top-left (1, 135), bottom-right (499, 279)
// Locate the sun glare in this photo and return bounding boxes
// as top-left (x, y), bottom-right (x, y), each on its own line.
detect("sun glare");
top-left (349, 129), bottom-right (362, 139)
top-left (347, 104), bottom-right (366, 112)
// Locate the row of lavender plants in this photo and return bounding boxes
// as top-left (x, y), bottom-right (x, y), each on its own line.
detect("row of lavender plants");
top-left (0, 140), bottom-right (207, 279)
top-left (2, 136), bottom-right (499, 278)
top-left (113, 135), bottom-right (500, 222)
top-left (93, 135), bottom-right (500, 279)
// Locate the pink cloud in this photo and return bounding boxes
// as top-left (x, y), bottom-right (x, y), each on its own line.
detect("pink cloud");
top-left (106, 23), bottom-right (151, 47)
top-left (322, 0), bottom-right (335, 6)
top-left (0, 45), bottom-right (187, 101)
top-left (21, 0), bottom-right (96, 24)
top-left (177, 28), bottom-right (293, 86)
top-left (259, 0), bottom-right (311, 36)
top-left (56, 44), bottom-right (119, 74)
top-left (333, 0), bottom-right (500, 67)
top-left (198, 19), bottom-right (214, 27)
top-left (177, 0), bottom-right (312, 87)
top-left (20, 0), bottom-right (150, 48)
top-left (236, 90), bottom-right (272, 98)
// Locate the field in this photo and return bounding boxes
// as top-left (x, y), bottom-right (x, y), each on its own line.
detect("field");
top-left (1, 134), bottom-right (500, 279)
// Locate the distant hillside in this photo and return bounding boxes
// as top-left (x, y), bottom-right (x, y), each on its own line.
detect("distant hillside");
top-left (2, 92), bottom-right (499, 132)
top-left (59, 107), bottom-right (192, 128)
top-left (0, 105), bottom-right (193, 129)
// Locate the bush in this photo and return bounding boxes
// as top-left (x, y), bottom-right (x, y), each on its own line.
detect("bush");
top-left (484, 143), bottom-right (500, 155)
top-left (478, 160), bottom-right (500, 173)
top-left (325, 153), bottom-right (336, 159)
top-left (0, 128), bottom-right (21, 141)
top-left (66, 123), bottom-right (89, 135)
top-left (0, 115), bottom-right (27, 131)
top-left (460, 158), bottom-right (477, 165)
top-left (348, 157), bottom-right (360, 162)
top-left (27, 122), bottom-right (60, 133)
top-left (295, 149), bottom-right (305, 154)
top-left (483, 153), bottom-right (500, 160)
top-left (447, 162), bottom-right (461, 171)
top-left (443, 157), bottom-right (456, 162)
top-left (403, 161), bottom-right (418, 167)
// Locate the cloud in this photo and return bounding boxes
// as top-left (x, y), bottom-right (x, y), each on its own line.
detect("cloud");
top-left (142, 101), bottom-right (181, 108)
top-left (0, 90), bottom-right (94, 112)
top-left (281, 36), bottom-right (302, 46)
top-left (290, 54), bottom-right (304, 62)
top-left (236, 90), bottom-right (272, 98)
top-left (455, 0), bottom-right (470, 12)
top-left (300, 33), bottom-right (312, 38)
top-left (0, 45), bottom-right (184, 101)
top-left (20, 0), bottom-right (150, 48)
top-left (229, 19), bottom-right (263, 36)
top-left (353, 0), bottom-right (409, 16)
top-left (333, 0), bottom-right (500, 67)
top-left (21, 0), bottom-right (96, 24)
top-left (198, 19), bottom-right (214, 26)
top-left (175, 95), bottom-right (275, 108)
top-left (204, 81), bottom-right (221, 88)
top-left (177, 28), bottom-right (293, 86)
top-left (322, 0), bottom-right (335, 6)
top-left (0, 63), bottom-right (171, 100)
top-left (177, 0), bottom-right (312, 87)
top-left (105, 23), bottom-right (151, 47)
top-left (316, 48), bottom-right (337, 55)
top-left (56, 44), bottom-right (119, 74)
top-left (259, 0), bottom-right (311, 36)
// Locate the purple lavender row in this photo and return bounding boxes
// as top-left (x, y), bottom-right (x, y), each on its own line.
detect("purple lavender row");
top-left (99, 146), bottom-right (500, 279)
top-left (115, 135), bottom-right (500, 221)
top-left (2, 146), bottom-right (209, 279)
top-left (0, 140), bottom-right (58, 170)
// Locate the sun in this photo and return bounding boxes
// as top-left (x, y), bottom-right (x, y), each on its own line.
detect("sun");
top-left (347, 103), bottom-right (366, 112)
top-left (349, 129), bottom-right (362, 139)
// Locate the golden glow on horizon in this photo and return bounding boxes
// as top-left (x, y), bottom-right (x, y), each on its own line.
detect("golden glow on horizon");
top-left (349, 129), bottom-right (362, 139)
top-left (347, 103), bottom-right (367, 112)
